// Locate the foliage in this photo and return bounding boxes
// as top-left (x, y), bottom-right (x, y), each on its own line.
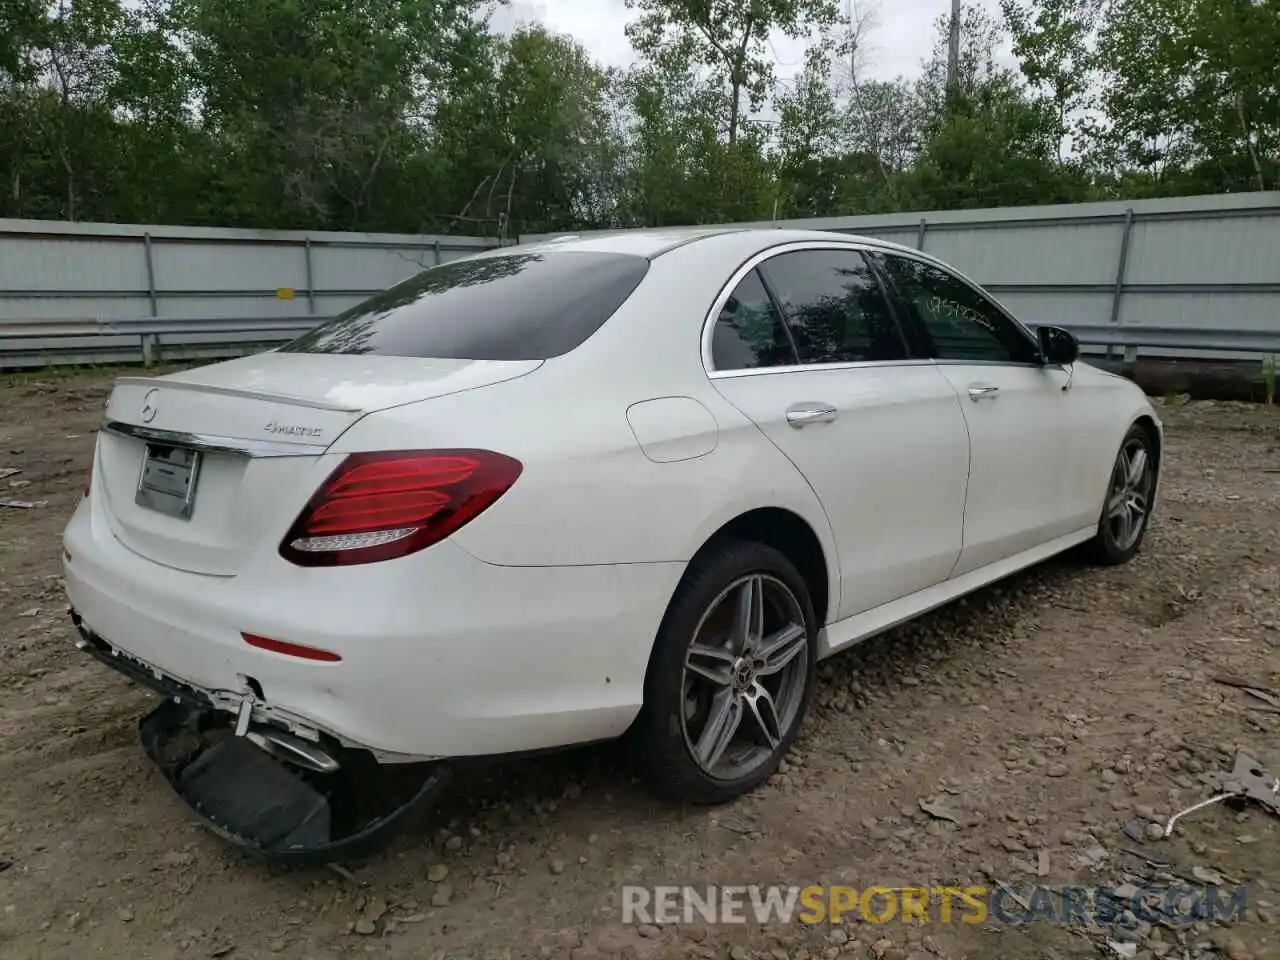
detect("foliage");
top-left (0, 0), bottom-right (1272, 236)
top-left (623, 0), bottom-right (840, 144)
top-left (1003, 0), bottom-right (1279, 193)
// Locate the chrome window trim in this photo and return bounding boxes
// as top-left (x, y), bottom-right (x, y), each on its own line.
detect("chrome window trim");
top-left (700, 237), bottom-right (1046, 378)
top-left (932, 358), bottom-right (1044, 369)
top-left (710, 358), bottom-right (938, 379)
top-left (701, 239), bottom-right (913, 377)
top-left (101, 420), bottom-right (322, 459)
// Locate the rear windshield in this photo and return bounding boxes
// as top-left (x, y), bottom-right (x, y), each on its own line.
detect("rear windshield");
top-left (281, 250), bottom-right (650, 361)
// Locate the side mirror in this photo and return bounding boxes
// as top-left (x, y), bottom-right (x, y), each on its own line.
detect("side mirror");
top-left (1037, 325), bottom-right (1079, 366)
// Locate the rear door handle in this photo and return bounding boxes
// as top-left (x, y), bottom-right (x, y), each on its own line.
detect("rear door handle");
top-left (967, 385), bottom-right (1000, 401)
top-left (785, 402), bottom-right (838, 427)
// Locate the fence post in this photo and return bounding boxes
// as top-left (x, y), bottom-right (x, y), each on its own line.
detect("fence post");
top-left (916, 217), bottom-right (928, 251)
top-left (433, 239), bottom-right (442, 265)
top-left (143, 232), bottom-right (159, 318)
top-left (1109, 209), bottom-right (1135, 363)
top-left (142, 233), bottom-right (160, 367)
top-left (304, 237), bottom-right (316, 315)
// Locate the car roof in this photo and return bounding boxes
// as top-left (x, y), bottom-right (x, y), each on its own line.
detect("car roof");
top-left (507, 227), bottom-right (748, 259)
top-left (499, 226), bottom-right (928, 262)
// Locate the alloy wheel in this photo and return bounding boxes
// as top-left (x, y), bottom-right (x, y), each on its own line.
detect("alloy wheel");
top-left (679, 573), bottom-right (809, 781)
top-left (1107, 436), bottom-right (1153, 552)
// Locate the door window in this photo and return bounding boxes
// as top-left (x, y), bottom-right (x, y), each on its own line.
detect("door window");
top-left (758, 250), bottom-right (909, 365)
top-left (872, 253), bottom-right (1039, 364)
top-left (710, 268), bottom-right (798, 370)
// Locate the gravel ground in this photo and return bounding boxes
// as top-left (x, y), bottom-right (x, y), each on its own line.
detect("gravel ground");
top-left (0, 369), bottom-right (1278, 960)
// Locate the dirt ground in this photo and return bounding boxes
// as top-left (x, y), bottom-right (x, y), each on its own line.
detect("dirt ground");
top-left (1, 368), bottom-right (1277, 960)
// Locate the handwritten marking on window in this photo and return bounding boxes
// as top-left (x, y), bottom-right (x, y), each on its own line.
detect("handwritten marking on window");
top-left (926, 294), bottom-right (1000, 337)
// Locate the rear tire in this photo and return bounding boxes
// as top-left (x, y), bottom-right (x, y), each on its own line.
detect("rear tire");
top-left (633, 540), bottom-right (817, 805)
top-left (1086, 422), bottom-right (1156, 566)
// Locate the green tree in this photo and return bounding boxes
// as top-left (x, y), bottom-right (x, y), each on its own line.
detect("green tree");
top-left (1003, 0), bottom-right (1278, 192)
top-left (171, 0), bottom-right (495, 229)
top-left (0, 0), bottom-right (44, 80)
top-left (624, 0), bottom-right (840, 145)
top-left (1000, 0), bottom-right (1101, 160)
top-left (1, 0), bottom-right (1271, 237)
top-left (775, 45), bottom-right (842, 216)
top-left (908, 6), bottom-right (1093, 208)
top-left (425, 25), bottom-right (624, 237)
top-left (613, 63), bottom-right (777, 226)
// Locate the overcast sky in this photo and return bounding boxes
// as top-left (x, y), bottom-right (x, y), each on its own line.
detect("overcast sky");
top-left (490, 0), bottom-right (1011, 85)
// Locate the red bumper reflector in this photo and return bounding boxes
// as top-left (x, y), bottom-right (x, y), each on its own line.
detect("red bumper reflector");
top-left (242, 632), bottom-right (342, 663)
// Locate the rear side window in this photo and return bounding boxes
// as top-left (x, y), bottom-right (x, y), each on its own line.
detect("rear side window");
top-left (711, 269), bottom-right (797, 370)
top-left (281, 251), bottom-right (650, 361)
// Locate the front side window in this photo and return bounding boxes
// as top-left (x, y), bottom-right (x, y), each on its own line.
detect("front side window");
top-left (281, 251), bottom-right (650, 361)
top-left (873, 253), bottom-right (1038, 364)
top-left (757, 249), bottom-right (908, 364)
top-left (710, 268), bottom-right (797, 370)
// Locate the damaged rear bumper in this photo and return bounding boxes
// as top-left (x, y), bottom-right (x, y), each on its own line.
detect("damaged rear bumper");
top-left (74, 615), bottom-right (451, 864)
top-left (138, 699), bottom-right (450, 864)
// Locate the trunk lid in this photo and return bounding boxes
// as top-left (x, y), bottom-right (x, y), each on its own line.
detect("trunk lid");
top-left (95, 353), bottom-right (541, 576)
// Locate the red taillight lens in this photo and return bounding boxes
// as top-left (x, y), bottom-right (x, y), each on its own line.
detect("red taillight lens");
top-left (279, 449), bottom-right (522, 567)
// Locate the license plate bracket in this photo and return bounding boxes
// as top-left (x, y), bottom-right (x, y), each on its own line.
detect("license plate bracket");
top-left (135, 443), bottom-right (202, 520)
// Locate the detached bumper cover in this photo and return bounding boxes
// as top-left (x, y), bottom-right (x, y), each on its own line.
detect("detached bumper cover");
top-left (137, 698), bottom-right (450, 864)
top-left (76, 617), bottom-right (450, 864)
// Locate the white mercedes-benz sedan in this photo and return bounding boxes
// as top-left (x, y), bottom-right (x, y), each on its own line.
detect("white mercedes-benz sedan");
top-left (62, 227), bottom-right (1161, 859)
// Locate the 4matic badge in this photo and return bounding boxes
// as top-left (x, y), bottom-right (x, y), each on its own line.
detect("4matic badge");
top-left (264, 421), bottom-right (323, 439)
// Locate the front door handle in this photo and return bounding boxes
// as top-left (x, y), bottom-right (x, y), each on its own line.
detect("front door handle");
top-left (785, 402), bottom-right (838, 427)
top-left (967, 385), bottom-right (1000, 401)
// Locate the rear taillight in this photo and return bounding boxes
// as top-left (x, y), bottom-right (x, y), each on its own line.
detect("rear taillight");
top-left (279, 450), bottom-right (522, 567)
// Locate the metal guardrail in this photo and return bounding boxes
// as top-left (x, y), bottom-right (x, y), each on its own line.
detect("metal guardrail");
top-left (2, 315), bottom-right (1277, 371)
top-left (1063, 324), bottom-right (1280, 355)
top-left (0, 316), bottom-right (322, 368)
top-left (6, 194), bottom-right (1278, 371)
top-left (1, 316), bottom-right (321, 337)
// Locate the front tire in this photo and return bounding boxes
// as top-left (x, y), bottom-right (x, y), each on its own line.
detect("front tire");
top-left (633, 540), bottom-right (817, 805)
top-left (1087, 422), bottom-right (1156, 565)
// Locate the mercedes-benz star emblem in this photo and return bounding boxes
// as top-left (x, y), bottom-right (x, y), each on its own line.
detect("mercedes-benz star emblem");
top-left (140, 388), bottom-right (159, 423)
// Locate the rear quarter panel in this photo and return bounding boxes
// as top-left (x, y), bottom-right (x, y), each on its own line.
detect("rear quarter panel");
top-left (327, 352), bottom-right (838, 571)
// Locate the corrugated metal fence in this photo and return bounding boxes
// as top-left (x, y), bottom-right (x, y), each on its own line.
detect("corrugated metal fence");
top-left (526, 191), bottom-right (1280, 364)
top-left (2, 191), bottom-right (1278, 368)
top-left (0, 220), bottom-right (497, 367)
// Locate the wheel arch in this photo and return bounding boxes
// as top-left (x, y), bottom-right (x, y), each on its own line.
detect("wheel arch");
top-left (634, 505), bottom-right (833, 746)
top-left (1131, 411), bottom-right (1164, 511)
top-left (1132, 413), bottom-right (1162, 469)
top-left (683, 506), bottom-right (833, 630)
